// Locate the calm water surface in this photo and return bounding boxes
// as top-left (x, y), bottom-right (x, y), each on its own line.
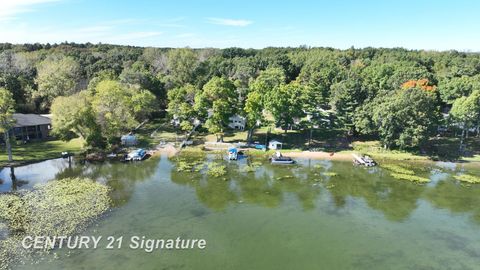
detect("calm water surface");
top-left (2, 154), bottom-right (480, 270)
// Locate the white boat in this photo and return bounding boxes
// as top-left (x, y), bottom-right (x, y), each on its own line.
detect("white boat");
top-left (125, 149), bottom-right (147, 161)
top-left (270, 151), bottom-right (295, 164)
top-left (352, 154), bottom-right (376, 166)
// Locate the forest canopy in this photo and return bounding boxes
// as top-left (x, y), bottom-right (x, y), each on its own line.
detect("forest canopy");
top-left (1, 42), bottom-right (480, 150)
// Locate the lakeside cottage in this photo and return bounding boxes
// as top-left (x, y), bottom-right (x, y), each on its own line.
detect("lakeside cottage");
top-left (228, 114), bottom-right (246, 130)
top-left (9, 114), bottom-right (52, 142)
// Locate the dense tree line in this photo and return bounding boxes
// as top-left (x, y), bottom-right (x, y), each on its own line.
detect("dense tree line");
top-left (1, 43), bottom-right (480, 150)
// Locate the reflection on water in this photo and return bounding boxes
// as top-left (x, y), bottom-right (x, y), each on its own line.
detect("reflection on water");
top-left (3, 154), bottom-right (480, 270)
top-left (2, 155), bottom-right (480, 222)
top-left (0, 159), bottom-right (71, 192)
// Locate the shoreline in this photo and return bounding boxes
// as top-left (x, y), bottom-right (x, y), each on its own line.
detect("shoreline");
top-left (4, 146), bottom-right (480, 169)
top-left (281, 151), bottom-right (354, 161)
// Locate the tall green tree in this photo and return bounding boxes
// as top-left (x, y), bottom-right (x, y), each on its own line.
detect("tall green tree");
top-left (166, 48), bottom-right (198, 87)
top-left (51, 91), bottom-right (104, 148)
top-left (450, 90), bottom-right (480, 150)
top-left (329, 76), bottom-right (367, 134)
top-left (355, 88), bottom-right (439, 149)
top-left (244, 91), bottom-right (263, 142)
top-left (167, 84), bottom-right (200, 133)
top-left (91, 80), bottom-right (155, 143)
top-left (200, 77), bottom-right (236, 141)
top-left (35, 54), bottom-right (80, 109)
top-left (0, 88), bottom-right (15, 162)
top-left (52, 79), bottom-right (156, 149)
top-left (243, 67), bottom-right (286, 141)
top-left (249, 67), bottom-right (286, 95)
top-left (438, 76), bottom-right (480, 104)
top-left (265, 81), bottom-right (305, 132)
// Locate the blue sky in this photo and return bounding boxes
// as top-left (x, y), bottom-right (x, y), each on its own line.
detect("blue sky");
top-left (0, 0), bottom-right (479, 50)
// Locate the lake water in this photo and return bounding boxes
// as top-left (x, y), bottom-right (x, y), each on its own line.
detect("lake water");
top-left (2, 154), bottom-right (480, 270)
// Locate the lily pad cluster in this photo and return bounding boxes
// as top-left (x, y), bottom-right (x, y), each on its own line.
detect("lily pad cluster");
top-left (0, 178), bottom-right (111, 270)
top-left (381, 164), bottom-right (430, 183)
top-left (207, 163), bottom-right (227, 177)
top-left (454, 174), bottom-right (480, 184)
top-left (240, 162), bottom-right (263, 173)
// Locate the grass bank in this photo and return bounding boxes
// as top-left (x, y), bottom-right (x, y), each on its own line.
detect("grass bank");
top-left (0, 138), bottom-right (84, 167)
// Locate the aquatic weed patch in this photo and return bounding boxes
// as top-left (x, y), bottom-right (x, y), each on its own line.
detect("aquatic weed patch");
top-left (390, 173), bottom-right (430, 183)
top-left (174, 155), bottom-right (206, 172)
top-left (0, 178), bottom-right (111, 269)
top-left (380, 163), bottom-right (430, 183)
top-left (454, 174), bottom-right (480, 184)
top-left (240, 165), bottom-right (256, 173)
top-left (240, 162), bottom-right (263, 173)
top-left (207, 163), bottom-right (227, 177)
top-left (381, 164), bottom-right (415, 175)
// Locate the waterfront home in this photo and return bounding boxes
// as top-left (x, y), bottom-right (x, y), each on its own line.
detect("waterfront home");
top-left (9, 114), bottom-right (52, 142)
top-left (228, 114), bottom-right (246, 130)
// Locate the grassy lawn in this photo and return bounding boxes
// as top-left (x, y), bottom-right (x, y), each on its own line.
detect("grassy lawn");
top-left (0, 138), bottom-right (84, 166)
top-left (352, 137), bottom-right (480, 162)
top-left (250, 126), bottom-right (348, 151)
top-left (204, 130), bottom-right (249, 143)
top-left (135, 118), bottom-right (179, 149)
top-left (351, 141), bottom-right (429, 161)
top-left (198, 125), bottom-right (348, 152)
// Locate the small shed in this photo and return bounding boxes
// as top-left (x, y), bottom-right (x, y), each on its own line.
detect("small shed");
top-left (268, 140), bottom-right (283, 150)
top-left (121, 134), bottom-right (138, 146)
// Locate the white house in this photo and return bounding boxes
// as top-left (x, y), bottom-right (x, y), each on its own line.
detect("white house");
top-left (228, 114), bottom-right (246, 130)
top-left (268, 139), bottom-right (283, 150)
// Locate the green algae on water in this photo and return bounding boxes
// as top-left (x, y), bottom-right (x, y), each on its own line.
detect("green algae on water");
top-left (0, 178), bottom-right (111, 270)
top-left (454, 174), bottom-right (480, 184)
top-left (241, 165), bottom-right (256, 173)
top-left (207, 163), bottom-right (227, 177)
top-left (390, 173), bottom-right (430, 183)
top-left (381, 164), bottom-right (415, 175)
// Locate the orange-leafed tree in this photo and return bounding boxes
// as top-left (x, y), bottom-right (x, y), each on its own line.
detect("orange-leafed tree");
top-left (401, 79), bottom-right (436, 91)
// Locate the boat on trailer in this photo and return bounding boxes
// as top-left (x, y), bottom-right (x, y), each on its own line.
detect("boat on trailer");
top-left (270, 151), bottom-right (296, 164)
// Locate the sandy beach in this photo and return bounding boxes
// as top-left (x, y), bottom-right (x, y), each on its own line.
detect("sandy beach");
top-left (281, 151), bottom-right (354, 161)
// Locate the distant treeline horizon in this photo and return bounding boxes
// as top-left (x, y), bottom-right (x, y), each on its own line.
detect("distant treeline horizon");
top-left (1, 41), bottom-right (480, 150)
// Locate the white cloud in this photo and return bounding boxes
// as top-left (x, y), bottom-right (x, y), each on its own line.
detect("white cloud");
top-left (0, 0), bottom-right (60, 21)
top-left (207, 17), bottom-right (253, 27)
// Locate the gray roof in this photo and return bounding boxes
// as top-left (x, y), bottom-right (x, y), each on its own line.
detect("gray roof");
top-left (13, 114), bottom-right (51, 127)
